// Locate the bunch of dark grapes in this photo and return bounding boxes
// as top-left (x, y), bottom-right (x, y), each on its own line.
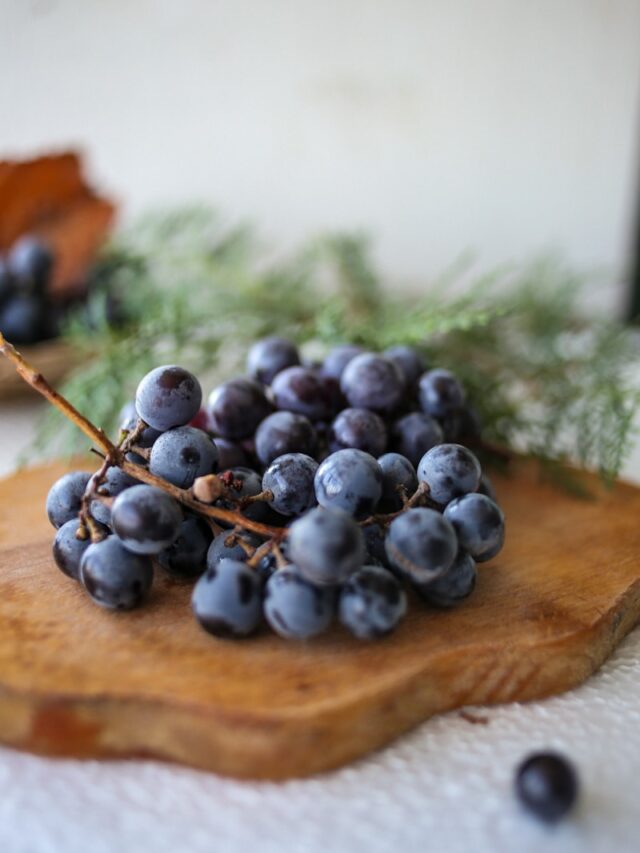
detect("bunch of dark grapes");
top-left (47, 337), bottom-right (505, 641)
top-left (0, 237), bottom-right (58, 344)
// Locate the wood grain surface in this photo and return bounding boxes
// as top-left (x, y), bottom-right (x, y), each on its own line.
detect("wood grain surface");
top-left (0, 458), bottom-right (638, 779)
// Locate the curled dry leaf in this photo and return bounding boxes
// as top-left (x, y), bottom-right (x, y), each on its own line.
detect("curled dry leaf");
top-left (0, 151), bottom-right (116, 298)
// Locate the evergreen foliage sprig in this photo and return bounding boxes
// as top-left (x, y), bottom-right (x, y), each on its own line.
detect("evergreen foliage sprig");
top-left (34, 208), bottom-right (640, 482)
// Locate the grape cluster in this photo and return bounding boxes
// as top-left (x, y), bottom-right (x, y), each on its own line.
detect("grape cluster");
top-left (46, 336), bottom-right (505, 641)
top-left (0, 237), bottom-right (56, 344)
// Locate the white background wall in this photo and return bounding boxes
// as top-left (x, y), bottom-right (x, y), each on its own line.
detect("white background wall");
top-left (1, 0), bottom-right (640, 293)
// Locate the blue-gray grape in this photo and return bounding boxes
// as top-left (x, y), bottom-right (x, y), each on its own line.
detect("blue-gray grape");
top-left (339, 565), bottom-right (407, 639)
top-left (157, 516), bottom-right (213, 578)
top-left (392, 412), bottom-right (443, 467)
top-left (289, 506), bottom-right (365, 585)
top-left (321, 344), bottom-right (363, 380)
top-left (377, 452), bottom-right (418, 511)
top-left (247, 336), bottom-right (300, 385)
top-left (8, 236), bottom-right (53, 294)
top-left (340, 352), bottom-right (405, 413)
top-left (207, 377), bottom-right (272, 439)
top-left (417, 443), bottom-right (481, 505)
top-left (206, 529), bottom-right (262, 568)
top-left (384, 345), bottom-right (426, 388)
top-left (149, 426), bottom-right (218, 488)
top-left (262, 453), bottom-right (318, 517)
top-left (46, 471), bottom-right (91, 529)
top-left (218, 467), bottom-right (270, 524)
top-left (254, 410), bottom-right (317, 466)
top-left (271, 366), bottom-right (335, 422)
top-left (192, 558), bottom-right (263, 637)
top-left (52, 518), bottom-right (91, 580)
top-left (264, 565), bottom-right (335, 639)
top-left (111, 485), bottom-right (182, 555)
top-left (418, 368), bottom-right (465, 419)
top-left (443, 492), bottom-right (505, 561)
top-left (314, 449), bottom-right (383, 519)
top-left (385, 507), bottom-right (457, 583)
top-left (329, 407), bottom-right (387, 457)
top-left (415, 550), bottom-right (476, 607)
top-left (135, 365), bottom-right (202, 431)
top-left (90, 467), bottom-right (139, 525)
top-left (80, 537), bottom-right (153, 610)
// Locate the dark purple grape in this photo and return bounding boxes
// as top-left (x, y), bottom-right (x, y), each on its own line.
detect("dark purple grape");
top-left (46, 471), bottom-right (91, 529)
top-left (443, 493), bottom-right (505, 561)
top-left (192, 558), bottom-right (263, 638)
top-left (314, 449), bottom-right (383, 519)
top-left (516, 753), bottom-right (579, 822)
top-left (217, 467), bottom-right (270, 524)
top-left (384, 345), bottom-right (426, 388)
top-left (377, 452), bottom-right (418, 511)
top-left (8, 236), bottom-right (53, 294)
top-left (321, 344), bottom-right (363, 380)
top-left (392, 412), bottom-right (443, 467)
top-left (438, 404), bottom-right (482, 443)
top-left (90, 466), bottom-right (139, 525)
top-left (214, 438), bottom-right (248, 470)
top-left (264, 565), bottom-right (335, 639)
top-left (135, 365), bottom-right (202, 431)
top-left (329, 407), bottom-right (387, 457)
top-left (247, 336), bottom-right (300, 384)
top-left (340, 353), bottom-right (405, 413)
top-left (52, 518), bottom-right (91, 580)
top-left (157, 515), bottom-right (213, 579)
top-left (417, 443), bottom-right (481, 505)
top-left (415, 550), bottom-right (476, 607)
top-left (339, 565), bottom-right (407, 639)
top-left (262, 453), bottom-right (318, 516)
top-left (111, 484), bottom-right (182, 555)
top-left (149, 426), bottom-right (218, 488)
top-left (418, 369), bottom-right (465, 419)
top-left (254, 411), bottom-right (317, 467)
top-left (289, 506), bottom-right (365, 585)
top-left (207, 377), bottom-right (272, 440)
top-left (0, 294), bottom-right (44, 343)
top-left (271, 366), bottom-right (335, 422)
top-left (80, 537), bottom-right (153, 610)
top-left (385, 508), bottom-right (457, 583)
top-left (206, 529), bottom-right (262, 568)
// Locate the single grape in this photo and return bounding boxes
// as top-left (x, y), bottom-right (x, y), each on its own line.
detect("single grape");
top-left (271, 366), bottom-right (335, 422)
top-left (329, 407), bottom-right (387, 457)
top-left (80, 537), bottom-right (153, 610)
top-left (438, 404), bottom-right (482, 444)
top-left (207, 377), bottom-right (272, 440)
top-left (214, 437), bottom-right (247, 470)
top-left (339, 565), bottom-right (407, 639)
top-left (8, 235), bottom-right (53, 293)
top-left (135, 365), bottom-right (202, 431)
top-left (289, 506), bottom-right (365, 585)
top-left (321, 344), bottom-right (363, 380)
top-left (385, 507), bottom-right (457, 583)
top-left (52, 518), bottom-right (91, 580)
top-left (392, 412), bottom-right (443, 467)
top-left (417, 443), bottom-right (482, 505)
top-left (206, 529), bottom-right (262, 568)
top-left (111, 485), bottom-right (182, 555)
top-left (149, 426), bottom-right (219, 488)
top-left (314, 449), bottom-right (383, 518)
top-left (264, 565), bottom-right (335, 639)
top-left (418, 368), bottom-right (465, 419)
top-left (157, 516), bottom-right (213, 579)
top-left (192, 558), bottom-right (263, 638)
top-left (443, 493), bottom-right (505, 561)
top-left (377, 452), bottom-right (418, 511)
top-left (90, 467), bottom-right (139, 526)
top-left (340, 352), bottom-right (405, 413)
top-left (262, 453), bottom-right (318, 516)
top-left (46, 471), bottom-right (91, 529)
top-left (0, 294), bottom-right (44, 344)
top-left (217, 467), bottom-right (270, 524)
top-left (254, 411), bottom-right (317, 467)
top-left (415, 550), bottom-right (476, 607)
top-left (247, 336), bottom-right (300, 385)
top-left (362, 522), bottom-right (391, 568)
top-left (384, 345), bottom-right (426, 388)
top-left (515, 752), bottom-right (579, 822)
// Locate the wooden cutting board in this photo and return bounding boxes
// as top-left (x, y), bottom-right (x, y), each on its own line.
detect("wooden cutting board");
top-left (0, 458), bottom-right (638, 779)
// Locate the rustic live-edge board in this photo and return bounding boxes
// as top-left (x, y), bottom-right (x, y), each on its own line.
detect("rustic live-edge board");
top-left (0, 458), bottom-right (639, 780)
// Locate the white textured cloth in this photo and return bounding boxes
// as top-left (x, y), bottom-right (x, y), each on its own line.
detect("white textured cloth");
top-left (1, 401), bottom-right (639, 853)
